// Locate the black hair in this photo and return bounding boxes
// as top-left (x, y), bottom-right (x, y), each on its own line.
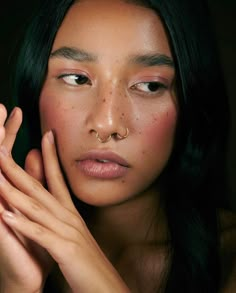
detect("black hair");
top-left (12, 0), bottom-right (230, 292)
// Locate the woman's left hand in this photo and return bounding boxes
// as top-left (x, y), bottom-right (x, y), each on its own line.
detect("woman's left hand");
top-left (0, 131), bottom-right (130, 292)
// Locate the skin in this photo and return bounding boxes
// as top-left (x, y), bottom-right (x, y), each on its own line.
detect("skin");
top-left (0, 0), bottom-right (235, 292)
top-left (0, 1), bottom-right (176, 292)
top-left (40, 0), bottom-right (177, 208)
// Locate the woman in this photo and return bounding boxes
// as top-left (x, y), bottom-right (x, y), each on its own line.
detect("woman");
top-left (0, 0), bottom-right (235, 292)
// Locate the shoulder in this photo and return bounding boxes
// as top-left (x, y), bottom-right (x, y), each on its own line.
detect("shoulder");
top-left (219, 209), bottom-right (236, 292)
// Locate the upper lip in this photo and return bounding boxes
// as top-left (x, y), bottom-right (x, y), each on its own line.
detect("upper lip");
top-left (78, 150), bottom-right (130, 167)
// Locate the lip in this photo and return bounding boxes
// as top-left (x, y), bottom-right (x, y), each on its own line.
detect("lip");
top-left (78, 150), bottom-right (129, 167)
top-left (76, 150), bottom-right (130, 179)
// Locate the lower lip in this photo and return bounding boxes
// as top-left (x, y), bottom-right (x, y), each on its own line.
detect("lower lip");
top-left (77, 160), bottom-right (128, 179)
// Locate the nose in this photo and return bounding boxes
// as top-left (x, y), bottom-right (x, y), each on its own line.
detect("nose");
top-left (86, 85), bottom-right (131, 143)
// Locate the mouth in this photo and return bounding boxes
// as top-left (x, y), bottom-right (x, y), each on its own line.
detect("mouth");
top-left (76, 150), bottom-right (130, 179)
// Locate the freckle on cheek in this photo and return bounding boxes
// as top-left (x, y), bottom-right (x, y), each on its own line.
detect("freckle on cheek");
top-left (103, 99), bottom-right (106, 102)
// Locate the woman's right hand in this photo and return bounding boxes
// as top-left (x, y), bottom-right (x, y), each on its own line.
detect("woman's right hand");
top-left (0, 104), bottom-right (52, 293)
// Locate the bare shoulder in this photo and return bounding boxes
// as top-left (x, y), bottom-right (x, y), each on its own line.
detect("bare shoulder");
top-left (219, 209), bottom-right (236, 292)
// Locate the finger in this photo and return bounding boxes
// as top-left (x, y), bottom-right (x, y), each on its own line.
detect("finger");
top-left (0, 146), bottom-right (62, 216)
top-left (25, 149), bottom-right (45, 186)
top-left (0, 104), bottom-right (7, 126)
top-left (0, 172), bottom-right (82, 241)
top-left (0, 104), bottom-right (7, 144)
top-left (41, 131), bottom-right (76, 212)
top-left (0, 127), bottom-right (5, 145)
top-left (2, 210), bottom-right (69, 265)
top-left (2, 107), bottom-right (23, 153)
top-left (0, 196), bottom-right (32, 249)
top-left (0, 148), bottom-right (81, 227)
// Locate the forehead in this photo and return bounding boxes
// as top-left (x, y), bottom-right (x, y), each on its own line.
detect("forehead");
top-left (52, 0), bottom-right (172, 58)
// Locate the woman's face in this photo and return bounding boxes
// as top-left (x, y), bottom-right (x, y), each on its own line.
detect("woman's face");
top-left (40, 0), bottom-right (177, 207)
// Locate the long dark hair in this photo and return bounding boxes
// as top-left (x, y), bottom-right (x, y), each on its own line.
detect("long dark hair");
top-left (12, 0), bottom-right (230, 292)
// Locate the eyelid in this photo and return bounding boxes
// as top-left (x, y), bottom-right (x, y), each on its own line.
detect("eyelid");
top-left (57, 70), bottom-right (90, 79)
top-left (57, 72), bottom-right (92, 86)
top-left (129, 75), bottom-right (170, 88)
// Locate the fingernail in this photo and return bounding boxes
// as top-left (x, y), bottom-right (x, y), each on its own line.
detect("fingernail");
top-left (47, 130), bottom-right (54, 144)
top-left (0, 145), bottom-right (9, 157)
top-left (2, 211), bottom-right (15, 220)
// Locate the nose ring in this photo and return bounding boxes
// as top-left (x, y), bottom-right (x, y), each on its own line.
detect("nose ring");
top-left (95, 132), bottom-right (112, 143)
top-left (95, 128), bottom-right (129, 143)
top-left (116, 128), bottom-right (129, 140)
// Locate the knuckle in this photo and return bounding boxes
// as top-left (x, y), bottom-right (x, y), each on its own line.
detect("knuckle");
top-left (30, 179), bottom-right (43, 192)
top-left (33, 225), bottom-right (45, 237)
top-left (30, 200), bottom-right (42, 212)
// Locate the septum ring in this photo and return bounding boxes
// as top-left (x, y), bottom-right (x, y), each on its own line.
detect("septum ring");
top-left (95, 128), bottom-right (129, 143)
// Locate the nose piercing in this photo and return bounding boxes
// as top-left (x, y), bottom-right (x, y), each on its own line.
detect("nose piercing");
top-left (95, 132), bottom-right (112, 143)
top-left (95, 128), bottom-right (129, 143)
top-left (116, 128), bottom-right (129, 140)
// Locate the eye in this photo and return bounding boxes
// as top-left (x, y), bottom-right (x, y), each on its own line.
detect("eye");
top-left (58, 74), bottom-right (92, 86)
top-left (131, 81), bottom-right (167, 94)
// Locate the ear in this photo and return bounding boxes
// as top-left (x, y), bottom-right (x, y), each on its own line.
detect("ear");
top-left (24, 149), bottom-right (45, 186)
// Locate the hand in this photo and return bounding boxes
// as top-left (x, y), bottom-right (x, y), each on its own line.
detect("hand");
top-left (0, 104), bottom-right (52, 293)
top-left (0, 130), bottom-right (130, 292)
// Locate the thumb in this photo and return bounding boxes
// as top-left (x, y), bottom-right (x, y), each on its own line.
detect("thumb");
top-left (24, 149), bottom-right (45, 186)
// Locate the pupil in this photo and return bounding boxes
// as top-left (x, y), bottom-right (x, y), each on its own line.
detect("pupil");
top-left (76, 75), bottom-right (88, 85)
top-left (148, 82), bottom-right (159, 92)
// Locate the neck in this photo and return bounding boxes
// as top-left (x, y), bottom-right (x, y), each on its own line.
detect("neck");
top-left (89, 186), bottom-right (169, 262)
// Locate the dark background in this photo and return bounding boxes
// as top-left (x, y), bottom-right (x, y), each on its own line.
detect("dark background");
top-left (0, 1), bottom-right (236, 210)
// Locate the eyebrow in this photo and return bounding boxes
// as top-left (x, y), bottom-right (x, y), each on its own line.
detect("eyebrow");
top-left (50, 46), bottom-right (174, 68)
top-left (50, 46), bottom-right (97, 62)
top-left (129, 53), bottom-right (174, 68)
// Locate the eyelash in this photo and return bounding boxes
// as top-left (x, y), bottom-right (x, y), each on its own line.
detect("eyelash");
top-left (58, 73), bottom-right (92, 86)
top-left (131, 81), bottom-right (167, 95)
top-left (57, 74), bottom-right (168, 96)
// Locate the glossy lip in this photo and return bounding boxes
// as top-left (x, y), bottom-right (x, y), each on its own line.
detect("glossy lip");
top-left (77, 150), bottom-right (130, 167)
top-left (76, 150), bottom-right (130, 179)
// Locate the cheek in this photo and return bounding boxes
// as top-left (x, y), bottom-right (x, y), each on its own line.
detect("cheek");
top-left (39, 94), bottom-right (73, 134)
top-left (40, 99), bottom-right (57, 133)
top-left (141, 106), bottom-right (177, 153)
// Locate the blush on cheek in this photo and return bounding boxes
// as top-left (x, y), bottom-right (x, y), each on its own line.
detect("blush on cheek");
top-left (39, 97), bottom-right (65, 133)
top-left (143, 109), bottom-right (177, 149)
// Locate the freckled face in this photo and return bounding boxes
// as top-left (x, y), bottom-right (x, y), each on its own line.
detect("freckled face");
top-left (39, 0), bottom-right (177, 207)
